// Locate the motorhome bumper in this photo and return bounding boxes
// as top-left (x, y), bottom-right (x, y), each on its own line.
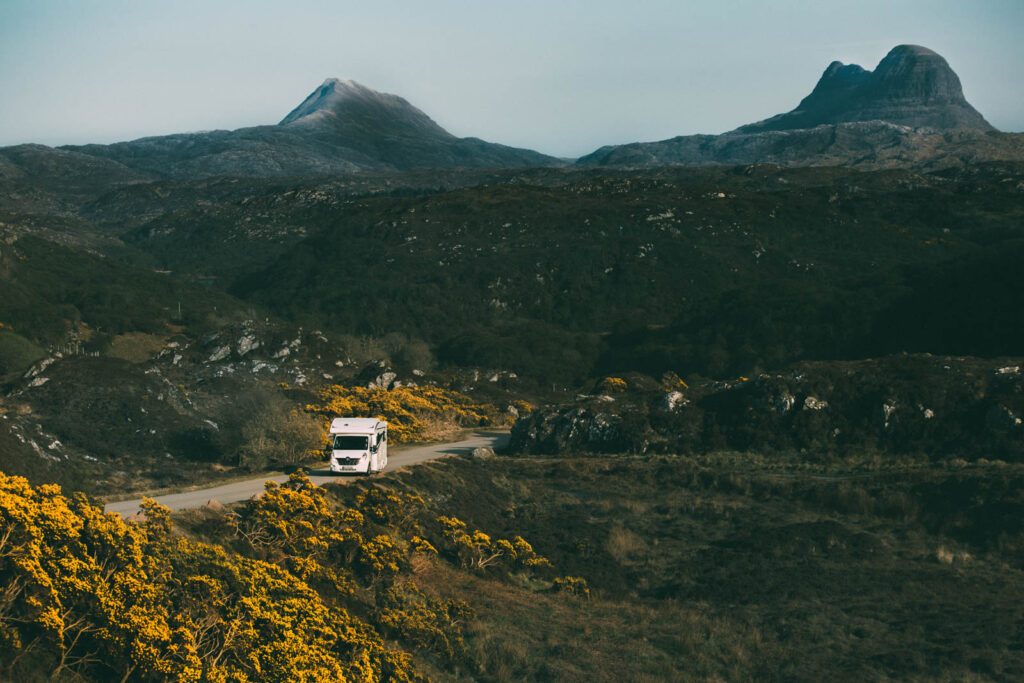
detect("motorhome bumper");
top-left (331, 454), bottom-right (369, 473)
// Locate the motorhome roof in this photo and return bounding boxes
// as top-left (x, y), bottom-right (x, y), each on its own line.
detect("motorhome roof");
top-left (329, 417), bottom-right (385, 433)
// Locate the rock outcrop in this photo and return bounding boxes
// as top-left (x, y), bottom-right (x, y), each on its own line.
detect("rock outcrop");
top-left (510, 356), bottom-right (1024, 460)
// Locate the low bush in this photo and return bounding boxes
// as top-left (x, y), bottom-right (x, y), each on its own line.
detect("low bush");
top-left (238, 400), bottom-right (322, 469)
top-left (306, 384), bottom-right (494, 443)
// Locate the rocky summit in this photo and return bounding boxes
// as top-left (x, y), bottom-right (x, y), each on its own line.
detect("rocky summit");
top-left (280, 78), bottom-right (450, 136)
top-left (579, 44), bottom-right (1017, 170)
top-left (738, 44), bottom-right (994, 133)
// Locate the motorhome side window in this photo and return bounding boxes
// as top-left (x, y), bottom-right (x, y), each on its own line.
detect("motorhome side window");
top-left (334, 435), bottom-right (369, 450)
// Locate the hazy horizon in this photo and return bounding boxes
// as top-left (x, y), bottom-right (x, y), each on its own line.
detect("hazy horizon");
top-left (1, 0), bottom-right (1021, 157)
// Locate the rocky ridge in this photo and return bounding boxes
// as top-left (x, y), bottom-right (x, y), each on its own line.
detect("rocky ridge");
top-left (510, 356), bottom-right (1024, 460)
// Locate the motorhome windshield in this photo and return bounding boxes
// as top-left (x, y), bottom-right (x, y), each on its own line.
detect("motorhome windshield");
top-left (333, 435), bottom-right (369, 450)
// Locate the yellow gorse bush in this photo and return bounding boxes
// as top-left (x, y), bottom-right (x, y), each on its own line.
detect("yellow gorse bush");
top-left (553, 576), bottom-right (591, 598)
top-left (600, 377), bottom-right (628, 393)
top-left (510, 398), bottom-right (535, 415)
top-left (376, 582), bottom-right (472, 663)
top-left (306, 384), bottom-right (494, 443)
top-left (436, 516), bottom-right (552, 573)
top-left (356, 488), bottom-right (427, 533)
top-left (0, 470), bottom-right (566, 681)
top-left (0, 471), bottom-right (417, 681)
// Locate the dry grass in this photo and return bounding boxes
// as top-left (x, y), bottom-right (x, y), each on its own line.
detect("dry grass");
top-left (107, 332), bottom-right (167, 363)
top-left (390, 452), bottom-right (1024, 681)
top-left (605, 525), bottom-right (648, 564)
top-left (620, 498), bottom-right (651, 515)
top-left (417, 413), bottom-right (471, 443)
top-left (415, 560), bottom-right (775, 682)
top-left (935, 546), bottom-right (973, 566)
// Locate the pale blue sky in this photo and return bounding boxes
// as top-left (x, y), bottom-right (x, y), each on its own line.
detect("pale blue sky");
top-left (1, 0), bottom-right (1021, 157)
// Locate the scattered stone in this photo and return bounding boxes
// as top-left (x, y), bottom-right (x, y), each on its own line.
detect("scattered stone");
top-left (662, 391), bottom-right (687, 411)
top-left (24, 357), bottom-right (56, 379)
top-left (882, 401), bottom-right (898, 428)
top-left (771, 391), bottom-right (796, 413)
top-left (368, 371), bottom-right (398, 389)
top-left (237, 334), bottom-right (260, 356)
top-left (803, 396), bottom-right (828, 411)
top-left (986, 404), bottom-right (1022, 430)
top-left (207, 345), bottom-right (231, 362)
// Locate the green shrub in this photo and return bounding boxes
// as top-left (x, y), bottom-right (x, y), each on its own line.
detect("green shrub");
top-left (0, 330), bottom-right (45, 378)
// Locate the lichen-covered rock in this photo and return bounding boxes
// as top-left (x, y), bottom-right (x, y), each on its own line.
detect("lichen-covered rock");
top-left (237, 333), bottom-right (260, 356)
top-left (657, 391), bottom-right (686, 413)
top-left (207, 345), bottom-right (231, 362)
top-left (803, 396), bottom-right (828, 411)
top-left (368, 371), bottom-right (398, 389)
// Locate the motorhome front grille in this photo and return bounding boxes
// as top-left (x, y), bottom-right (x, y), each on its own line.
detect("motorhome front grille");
top-left (336, 457), bottom-right (362, 466)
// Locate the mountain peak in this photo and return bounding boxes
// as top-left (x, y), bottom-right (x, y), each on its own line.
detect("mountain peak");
top-left (887, 44), bottom-right (939, 57)
top-left (736, 44), bottom-right (994, 133)
top-left (279, 78), bottom-right (431, 127)
top-left (867, 44), bottom-right (966, 104)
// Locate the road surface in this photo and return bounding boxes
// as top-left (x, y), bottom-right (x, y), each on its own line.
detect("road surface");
top-left (104, 431), bottom-right (507, 517)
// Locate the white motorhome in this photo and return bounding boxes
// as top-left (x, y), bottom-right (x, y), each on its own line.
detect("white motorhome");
top-left (328, 418), bottom-right (388, 474)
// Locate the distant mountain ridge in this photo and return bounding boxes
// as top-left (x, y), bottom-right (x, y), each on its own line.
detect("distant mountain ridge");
top-left (576, 121), bottom-right (1024, 170)
top-left (1, 45), bottom-right (1021, 179)
top-left (55, 79), bottom-right (558, 177)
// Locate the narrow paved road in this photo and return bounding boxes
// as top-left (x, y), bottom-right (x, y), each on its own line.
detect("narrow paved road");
top-left (105, 431), bottom-right (508, 517)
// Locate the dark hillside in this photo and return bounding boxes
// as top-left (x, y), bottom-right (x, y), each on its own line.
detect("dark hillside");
top-left (214, 164), bottom-right (1024, 381)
